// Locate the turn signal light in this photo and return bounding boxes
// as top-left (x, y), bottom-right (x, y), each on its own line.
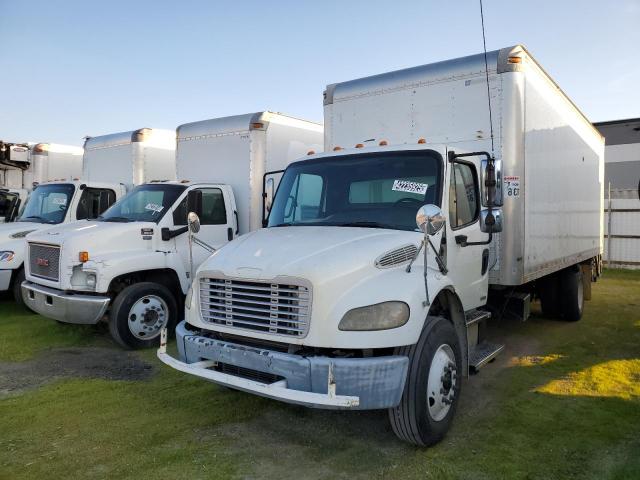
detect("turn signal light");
top-left (379, 140), bottom-right (388, 146)
top-left (508, 56), bottom-right (522, 64)
top-left (79, 251), bottom-right (89, 262)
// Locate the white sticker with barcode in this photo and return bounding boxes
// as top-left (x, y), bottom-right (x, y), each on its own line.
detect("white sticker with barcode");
top-left (504, 176), bottom-right (520, 198)
top-left (145, 203), bottom-right (164, 213)
top-left (392, 180), bottom-right (428, 195)
top-left (52, 197), bottom-right (67, 205)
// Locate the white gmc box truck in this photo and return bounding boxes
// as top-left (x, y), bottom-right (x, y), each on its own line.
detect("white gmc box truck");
top-left (1, 128), bottom-right (175, 305)
top-left (22, 112), bottom-right (323, 349)
top-left (158, 45), bottom-right (604, 446)
top-left (0, 142), bottom-right (84, 222)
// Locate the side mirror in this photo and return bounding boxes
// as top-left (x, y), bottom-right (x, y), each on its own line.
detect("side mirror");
top-left (416, 204), bottom-right (445, 235)
top-left (480, 158), bottom-right (503, 207)
top-left (480, 208), bottom-right (503, 233)
top-left (188, 212), bottom-right (201, 234)
top-left (187, 189), bottom-right (202, 216)
top-left (265, 177), bottom-right (275, 212)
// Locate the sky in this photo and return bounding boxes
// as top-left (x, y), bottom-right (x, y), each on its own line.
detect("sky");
top-left (0, 0), bottom-right (638, 147)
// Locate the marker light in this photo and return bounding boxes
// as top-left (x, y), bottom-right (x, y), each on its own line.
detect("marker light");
top-left (251, 122), bottom-right (264, 129)
top-left (333, 146), bottom-right (343, 151)
top-left (379, 140), bottom-right (388, 146)
top-left (355, 143), bottom-right (364, 148)
top-left (307, 150), bottom-right (316, 155)
top-left (508, 56), bottom-right (522, 64)
top-left (418, 138), bottom-right (426, 144)
top-left (79, 251), bottom-right (89, 262)
top-left (180, 179), bottom-right (190, 183)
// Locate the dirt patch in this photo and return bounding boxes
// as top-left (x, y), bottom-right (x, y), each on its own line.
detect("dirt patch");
top-left (0, 347), bottom-right (154, 396)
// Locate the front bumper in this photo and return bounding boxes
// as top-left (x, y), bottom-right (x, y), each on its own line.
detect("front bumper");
top-left (157, 321), bottom-right (409, 410)
top-left (21, 281), bottom-right (110, 324)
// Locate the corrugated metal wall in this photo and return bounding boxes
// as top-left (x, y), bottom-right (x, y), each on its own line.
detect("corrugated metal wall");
top-left (604, 188), bottom-right (640, 269)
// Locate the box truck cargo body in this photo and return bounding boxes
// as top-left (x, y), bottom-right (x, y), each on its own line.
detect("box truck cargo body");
top-left (23, 112), bottom-right (323, 349)
top-left (324, 44), bottom-right (604, 286)
top-left (159, 45), bottom-right (604, 447)
top-left (0, 142), bottom-right (84, 222)
top-left (1, 128), bottom-right (175, 305)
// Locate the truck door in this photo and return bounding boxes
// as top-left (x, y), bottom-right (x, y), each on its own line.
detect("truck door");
top-left (445, 160), bottom-right (488, 311)
top-left (174, 186), bottom-right (234, 277)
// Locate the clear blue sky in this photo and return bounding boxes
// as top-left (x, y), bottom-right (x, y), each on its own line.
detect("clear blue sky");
top-left (0, 0), bottom-right (638, 146)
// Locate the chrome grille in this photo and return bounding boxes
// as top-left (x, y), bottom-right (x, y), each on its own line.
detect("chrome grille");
top-left (199, 277), bottom-right (311, 338)
top-left (375, 244), bottom-right (418, 268)
top-left (29, 243), bottom-right (61, 281)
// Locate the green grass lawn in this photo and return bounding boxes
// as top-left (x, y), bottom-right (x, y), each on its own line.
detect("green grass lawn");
top-left (0, 270), bottom-right (639, 479)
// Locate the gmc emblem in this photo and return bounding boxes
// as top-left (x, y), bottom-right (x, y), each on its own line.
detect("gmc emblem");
top-left (36, 258), bottom-right (49, 267)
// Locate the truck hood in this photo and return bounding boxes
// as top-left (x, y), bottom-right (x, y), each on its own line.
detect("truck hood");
top-left (26, 220), bottom-right (158, 256)
top-left (0, 222), bottom-right (49, 243)
top-left (199, 226), bottom-right (421, 283)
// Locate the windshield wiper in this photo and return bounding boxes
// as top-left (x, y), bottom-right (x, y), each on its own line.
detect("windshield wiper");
top-left (272, 222), bottom-right (294, 227)
top-left (338, 221), bottom-right (392, 229)
top-left (22, 215), bottom-right (53, 224)
top-left (101, 216), bottom-right (132, 223)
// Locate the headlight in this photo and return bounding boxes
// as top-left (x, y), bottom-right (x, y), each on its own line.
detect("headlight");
top-left (86, 274), bottom-right (96, 288)
top-left (185, 283), bottom-right (194, 310)
top-left (338, 301), bottom-right (410, 331)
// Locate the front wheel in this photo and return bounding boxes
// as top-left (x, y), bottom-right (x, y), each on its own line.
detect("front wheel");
top-left (12, 268), bottom-right (26, 308)
top-left (388, 315), bottom-right (462, 446)
top-left (108, 282), bottom-right (177, 349)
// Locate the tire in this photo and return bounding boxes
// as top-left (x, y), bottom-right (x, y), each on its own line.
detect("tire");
top-left (108, 282), bottom-right (177, 349)
top-left (559, 266), bottom-right (584, 322)
top-left (538, 273), bottom-right (561, 318)
top-left (12, 268), bottom-right (25, 308)
top-left (388, 316), bottom-right (462, 446)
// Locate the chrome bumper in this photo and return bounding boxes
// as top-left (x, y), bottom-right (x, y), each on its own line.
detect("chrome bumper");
top-left (21, 281), bottom-right (110, 324)
top-left (157, 321), bottom-right (409, 410)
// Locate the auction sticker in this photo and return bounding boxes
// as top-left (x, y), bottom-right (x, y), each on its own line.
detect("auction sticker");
top-left (504, 176), bottom-right (520, 198)
top-left (145, 203), bottom-right (164, 213)
top-left (392, 180), bottom-right (428, 195)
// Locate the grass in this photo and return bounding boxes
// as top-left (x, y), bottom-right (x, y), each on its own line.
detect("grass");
top-left (0, 269), bottom-right (639, 479)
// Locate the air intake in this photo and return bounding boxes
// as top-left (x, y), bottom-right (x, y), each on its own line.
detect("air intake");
top-left (375, 244), bottom-right (418, 269)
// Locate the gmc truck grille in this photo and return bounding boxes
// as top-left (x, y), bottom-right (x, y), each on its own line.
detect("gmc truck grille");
top-left (29, 243), bottom-right (61, 282)
top-left (199, 277), bottom-right (311, 338)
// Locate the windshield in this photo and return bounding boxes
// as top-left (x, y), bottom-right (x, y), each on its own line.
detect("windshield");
top-left (0, 191), bottom-right (19, 220)
top-left (19, 184), bottom-right (75, 224)
top-left (98, 184), bottom-right (187, 223)
top-left (268, 151), bottom-right (442, 232)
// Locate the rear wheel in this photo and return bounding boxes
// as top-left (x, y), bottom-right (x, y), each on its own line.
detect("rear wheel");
top-left (388, 316), bottom-right (462, 446)
top-left (560, 266), bottom-right (584, 322)
top-left (538, 273), bottom-right (561, 318)
top-left (12, 268), bottom-right (25, 308)
top-left (109, 282), bottom-right (177, 349)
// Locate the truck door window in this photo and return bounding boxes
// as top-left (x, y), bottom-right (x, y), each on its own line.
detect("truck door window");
top-left (284, 173), bottom-right (324, 223)
top-left (76, 188), bottom-right (117, 220)
top-left (198, 188), bottom-right (227, 225)
top-left (449, 162), bottom-right (479, 228)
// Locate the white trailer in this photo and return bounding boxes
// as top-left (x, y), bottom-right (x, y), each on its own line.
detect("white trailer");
top-left (23, 112), bottom-right (323, 349)
top-left (159, 45), bottom-right (604, 446)
top-left (0, 128), bottom-right (175, 305)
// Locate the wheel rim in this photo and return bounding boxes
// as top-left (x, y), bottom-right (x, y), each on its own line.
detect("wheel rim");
top-left (127, 295), bottom-right (169, 340)
top-left (426, 344), bottom-right (457, 422)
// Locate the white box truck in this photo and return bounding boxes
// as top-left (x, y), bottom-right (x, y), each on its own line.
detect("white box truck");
top-left (0, 142), bottom-right (84, 222)
top-left (22, 112), bottom-right (323, 349)
top-left (158, 45), bottom-right (604, 446)
top-left (1, 128), bottom-right (175, 305)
